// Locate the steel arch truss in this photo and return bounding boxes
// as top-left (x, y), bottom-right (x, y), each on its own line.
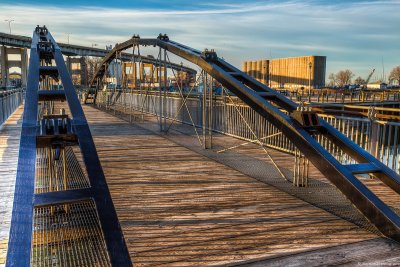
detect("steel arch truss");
top-left (6, 26), bottom-right (132, 266)
top-left (86, 35), bottom-right (197, 104)
top-left (92, 34), bottom-right (400, 241)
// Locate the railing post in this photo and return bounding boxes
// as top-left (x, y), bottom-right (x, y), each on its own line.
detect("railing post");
top-left (158, 47), bottom-right (163, 131)
top-left (368, 107), bottom-right (379, 158)
top-left (202, 71), bottom-right (207, 149)
top-left (163, 49), bottom-right (167, 131)
top-left (293, 148), bottom-right (309, 187)
top-left (208, 77), bottom-right (213, 148)
top-left (1, 95), bottom-right (4, 124)
top-left (0, 96), bottom-right (4, 125)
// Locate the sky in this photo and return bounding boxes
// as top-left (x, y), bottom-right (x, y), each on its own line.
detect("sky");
top-left (0, 0), bottom-right (399, 81)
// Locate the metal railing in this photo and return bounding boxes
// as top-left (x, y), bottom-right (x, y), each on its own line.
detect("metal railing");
top-left (95, 90), bottom-right (400, 173)
top-left (288, 90), bottom-right (400, 104)
top-left (0, 88), bottom-right (24, 126)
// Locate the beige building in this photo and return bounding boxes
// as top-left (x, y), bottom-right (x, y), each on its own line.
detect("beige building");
top-left (243, 56), bottom-right (326, 89)
top-left (66, 57), bottom-right (88, 86)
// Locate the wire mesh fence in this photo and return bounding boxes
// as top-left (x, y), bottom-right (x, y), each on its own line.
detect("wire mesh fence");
top-left (32, 200), bottom-right (111, 267)
top-left (32, 130), bottom-right (110, 266)
top-left (288, 89), bottom-right (400, 103)
top-left (35, 147), bottom-right (90, 194)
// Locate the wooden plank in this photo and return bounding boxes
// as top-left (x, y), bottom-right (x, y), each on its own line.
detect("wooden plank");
top-left (2, 103), bottom-right (399, 265)
top-left (82, 105), bottom-right (397, 266)
top-left (234, 238), bottom-right (400, 267)
top-left (0, 107), bottom-right (23, 264)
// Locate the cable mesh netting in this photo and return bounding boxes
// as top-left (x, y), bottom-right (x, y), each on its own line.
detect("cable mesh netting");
top-left (168, 123), bottom-right (398, 236)
top-left (31, 200), bottom-right (111, 267)
top-left (32, 142), bottom-right (110, 266)
top-left (35, 147), bottom-right (90, 194)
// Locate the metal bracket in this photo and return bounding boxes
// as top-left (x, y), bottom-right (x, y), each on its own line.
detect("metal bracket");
top-left (201, 49), bottom-right (218, 62)
top-left (157, 33), bottom-right (169, 41)
top-left (290, 103), bottom-right (320, 130)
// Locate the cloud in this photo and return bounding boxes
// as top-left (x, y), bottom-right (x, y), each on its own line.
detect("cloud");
top-left (1, 0), bottom-right (399, 79)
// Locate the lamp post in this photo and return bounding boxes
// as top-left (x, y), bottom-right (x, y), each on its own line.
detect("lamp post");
top-left (269, 65), bottom-right (272, 88)
top-left (180, 62), bottom-right (183, 92)
top-left (4, 19), bottom-right (14, 34)
top-left (308, 62), bottom-right (312, 102)
top-left (263, 64), bottom-right (267, 86)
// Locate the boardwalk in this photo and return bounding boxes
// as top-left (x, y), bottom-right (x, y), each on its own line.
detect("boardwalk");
top-left (0, 107), bottom-right (22, 265)
top-left (0, 105), bottom-right (399, 266)
top-left (84, 105), bottom-right (399, 266)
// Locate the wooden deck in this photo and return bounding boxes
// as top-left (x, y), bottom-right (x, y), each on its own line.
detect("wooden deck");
top-left (1, 105), bottom-right (399, 266)
top-left (0, 107), bottom-right (22, 265)
top-left (83, 105), bottom-right (400, 266)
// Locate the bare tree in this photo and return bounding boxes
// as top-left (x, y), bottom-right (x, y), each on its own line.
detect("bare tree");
top-left (335, 69), bottom-right (354, 87)
top-left (328, 73), bottom-right (337, 86)
top-left (354, 76), bottom-right (366, 85)
top-left (86, 57), bottom-right (103, 85)
top-left (389, 66), bottom-right (400, 85)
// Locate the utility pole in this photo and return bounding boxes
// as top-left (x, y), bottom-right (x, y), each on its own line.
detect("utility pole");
top-left (269, 49), bottom-right (273, 88)
top-left (4, 19), bottom-right (14, 34)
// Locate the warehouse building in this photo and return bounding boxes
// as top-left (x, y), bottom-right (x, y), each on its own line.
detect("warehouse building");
top-left (242, 56), bottom-right (326, 89)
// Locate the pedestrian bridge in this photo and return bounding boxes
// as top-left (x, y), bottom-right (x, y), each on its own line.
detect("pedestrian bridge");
top-left (1, 104), bottom-right (400, 266)
top-left (1, 26), bottom-right (400, 266)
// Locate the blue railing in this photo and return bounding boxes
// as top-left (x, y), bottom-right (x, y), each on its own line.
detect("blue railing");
top-left (0, 89), bottom-right (24, 126)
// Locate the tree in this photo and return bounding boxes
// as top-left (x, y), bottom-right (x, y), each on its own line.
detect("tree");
top-left (87, 57), bottom-right (103, 84)
top-left (335, 69), bottom-right (354, 87)
top-left (354, 76), bottom-right (366, 85)
top-left (389, 66), bottom-right (400, 85)
top-left (328, 73), bottom-right (337, 86)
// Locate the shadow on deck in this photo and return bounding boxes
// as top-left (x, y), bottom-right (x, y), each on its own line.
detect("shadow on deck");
top-left (83, 105), bottom-right (400, 266)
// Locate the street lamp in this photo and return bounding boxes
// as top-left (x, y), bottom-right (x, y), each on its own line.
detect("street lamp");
top-left (263, 64), bottom-right (267, 85)
top-left (4, 19), bottom-right (14, 34)
top-left (308, 62), bottom-right (312, 101)
top-left (180, 62), bottom-right (183, 92)
top-left (269, 65), bottom-right (272, 88)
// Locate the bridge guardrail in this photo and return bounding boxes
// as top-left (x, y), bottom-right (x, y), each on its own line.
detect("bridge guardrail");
top-left (94, 90), bottom-right (400, 174)
top-left (0, 88), bottom-right (24, 126)
top-left (288, 89), bottom-right (400, 104)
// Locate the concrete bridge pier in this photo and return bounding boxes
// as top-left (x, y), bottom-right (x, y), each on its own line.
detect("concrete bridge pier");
top-left (0, 45), bottom-right (28, 88)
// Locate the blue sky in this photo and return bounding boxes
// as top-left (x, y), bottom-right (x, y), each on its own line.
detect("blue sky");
top-left (0, 0), bottom-right (375, 9)
top-left (1, 0), bottom-right (399, 81)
